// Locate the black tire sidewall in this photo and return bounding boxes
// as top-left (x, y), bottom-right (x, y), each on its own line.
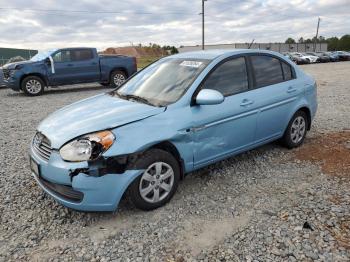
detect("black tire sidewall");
top-left (110, 70), bottom-right (127, 88)
top-left (21, 76), bottom-right (45, 96)
top-left (283, 111), bottom-right (308, 149)
top-left (128, 149), bottom-right (180, 211)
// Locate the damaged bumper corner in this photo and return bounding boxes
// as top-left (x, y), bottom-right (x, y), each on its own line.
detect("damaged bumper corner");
top-left (32, 169), bottom-right (143, 211)
top-left (30, 148), bottom-right (143, 212)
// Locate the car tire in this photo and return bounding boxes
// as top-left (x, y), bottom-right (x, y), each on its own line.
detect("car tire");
top-left (127, 149), bottom-right (180, 211)
top-left (281, 110), bottom-right (308, 149)
top-left (21, 76), bottom-right (45, 96)
top-left (110, 70), bottom-right (127, 88)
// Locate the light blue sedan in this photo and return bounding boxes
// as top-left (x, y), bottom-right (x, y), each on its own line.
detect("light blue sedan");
top-left (29, 49), bottom-right (317, 211)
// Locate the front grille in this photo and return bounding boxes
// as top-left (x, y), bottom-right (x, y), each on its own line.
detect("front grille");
top-left (38, 176), bottom-right (83, 202)
top-left (2, 68), bottom-right (10, 79)
top-left (32, 132), bottom-right (52, 161)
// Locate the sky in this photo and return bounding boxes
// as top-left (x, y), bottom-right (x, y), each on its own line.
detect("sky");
top-left (0, 0), bottom-right (349, 51)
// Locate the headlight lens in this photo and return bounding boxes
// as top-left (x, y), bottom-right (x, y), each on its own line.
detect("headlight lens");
top-left (60, 130), bottom-right (115, 162)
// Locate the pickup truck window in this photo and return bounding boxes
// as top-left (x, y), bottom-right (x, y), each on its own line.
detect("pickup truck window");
top-left (53, 50), bottom-right (71, 63)
top-left (71, 49), bottom-right (93, 61)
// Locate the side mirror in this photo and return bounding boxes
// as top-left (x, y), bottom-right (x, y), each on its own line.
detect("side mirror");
top-left (195, 89), bottom-right (224, 105)
top-left (44, 57), bottom-right (51, 65)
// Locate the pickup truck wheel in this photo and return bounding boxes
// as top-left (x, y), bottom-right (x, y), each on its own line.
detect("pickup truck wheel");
top-left (110, 70), bottom-right (126, 88)
top-left (22, 76), bottom-right (45, 96)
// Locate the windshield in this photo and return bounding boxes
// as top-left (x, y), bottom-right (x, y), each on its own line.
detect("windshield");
top-left (114, 57), bottom-right (210, 107)
top-left (30, 49), bottom-right (57, 62)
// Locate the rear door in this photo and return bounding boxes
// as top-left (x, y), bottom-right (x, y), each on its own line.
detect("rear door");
top-left (248, 54), bottom-right (302, 143)
top-left (69, 49), bottom-right (100, 83)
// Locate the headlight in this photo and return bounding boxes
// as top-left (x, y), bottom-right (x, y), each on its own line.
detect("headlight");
top-left (60, 130), bottom-right (115, 162)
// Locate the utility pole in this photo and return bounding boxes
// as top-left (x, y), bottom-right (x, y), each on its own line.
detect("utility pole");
top-left (201, 0), bottom-right (207, 50)
top-left (314, 17), bottom-right (321, 52)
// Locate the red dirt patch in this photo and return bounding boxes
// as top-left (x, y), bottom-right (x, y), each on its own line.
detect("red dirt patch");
top-left (293, 131), bottom-right (350, 177)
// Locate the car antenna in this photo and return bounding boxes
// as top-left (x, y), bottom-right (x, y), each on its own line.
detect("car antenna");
top-left (248, 39), bottom-right (255, 49)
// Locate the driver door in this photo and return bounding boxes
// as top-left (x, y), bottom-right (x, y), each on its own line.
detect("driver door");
top-left (47, 50), bottom-right (75, 85)
top-left (191, 56), bottom-right (258, 168)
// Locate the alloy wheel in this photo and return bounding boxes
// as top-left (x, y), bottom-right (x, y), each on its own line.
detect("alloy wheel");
top-left (113, 73), bottom-right (126, 87)
top-left (139, 162), bottom-right (174, 203)
top-left (290, 116), bottom-right (306, 143)
top-left (25, 79), bottom-right (42, 94)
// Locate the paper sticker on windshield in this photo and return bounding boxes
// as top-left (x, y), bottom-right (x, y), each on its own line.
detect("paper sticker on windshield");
top-left (180, 61), bottom-right (203, 68)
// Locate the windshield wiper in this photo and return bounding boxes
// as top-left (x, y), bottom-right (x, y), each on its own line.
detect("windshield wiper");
top-left (117, 93), bottom-right (155, 106)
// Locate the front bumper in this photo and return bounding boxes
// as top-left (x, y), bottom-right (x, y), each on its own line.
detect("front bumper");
top-left (4, 73), bottom-right (21, 91)
top-left (30, 147), bottom-right (143, 212)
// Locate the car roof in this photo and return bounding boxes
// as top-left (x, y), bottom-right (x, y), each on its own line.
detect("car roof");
top-left (171, 49), bottom-right (284, 60)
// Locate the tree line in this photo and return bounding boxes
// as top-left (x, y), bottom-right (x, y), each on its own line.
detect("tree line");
top-left (284, 34), bottom-right (350, 51)
top-left (136, 43), bottom-right (179, 54)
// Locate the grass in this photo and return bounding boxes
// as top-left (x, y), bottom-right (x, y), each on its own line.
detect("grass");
top-left (137, 56), bottom-right (163, 69)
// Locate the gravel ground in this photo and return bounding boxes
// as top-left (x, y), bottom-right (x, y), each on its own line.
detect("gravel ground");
top-left (0, 62), bottom-right (349, 261)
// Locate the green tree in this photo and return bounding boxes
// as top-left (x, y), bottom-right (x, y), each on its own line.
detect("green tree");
top-left (285, 38), bottom-right (296, 44)
top-left (298, 37), bottom-right (304, 43)
top-left (318, 36), bottom-right (326, 42)
top-left (326, 37), bottom-right (339, 51)
top-left (170, 46), bottom-right (179, 54)
top-left (338, 34), bottom-right (350, 51)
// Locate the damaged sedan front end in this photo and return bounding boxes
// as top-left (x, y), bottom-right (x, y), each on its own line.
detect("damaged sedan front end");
top-left (30, 131), bottom-right (146, 211)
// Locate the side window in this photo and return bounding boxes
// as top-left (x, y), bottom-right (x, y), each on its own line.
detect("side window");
top-left (52, 50), bottom-right (71, 63)
top-left (251, 55), bottom-right (284, 88)
top-left (201, 57), bottom-right (248, 96)
top-left (71, 49), bottom-right (93, 61)
top-left (281, 62), bottom-right (293, 81)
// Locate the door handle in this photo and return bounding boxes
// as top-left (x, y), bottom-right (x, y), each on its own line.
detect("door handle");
top-left (287, 86), bottom-right (297, 93)
top-left (240, 99), bottom-right (254, 107)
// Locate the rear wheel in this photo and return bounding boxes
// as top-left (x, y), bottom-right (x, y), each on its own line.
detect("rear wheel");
top-left (281, 111), bottom-right (308, 149)
top-left (110, 70), bottom-right (127, 88)
top-left (21, 76), bottom-right (45, 96)
top-left (128, 149), bottom-right (180, 210)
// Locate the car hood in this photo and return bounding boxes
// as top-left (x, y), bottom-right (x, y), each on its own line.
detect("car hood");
top-left (2, 60), bottom-right (36, 70)
top-left (38, 93), bottom-right (165, 149)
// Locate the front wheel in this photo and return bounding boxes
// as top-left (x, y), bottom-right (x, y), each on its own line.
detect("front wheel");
top-left (281, 111), bottom-right (308, 149)
top-left (127, 149), bottom-right (180, 210)
top-left (21, 76), bottom-right (45, 96)
top-left (110, 70), bottom-right (127, 88)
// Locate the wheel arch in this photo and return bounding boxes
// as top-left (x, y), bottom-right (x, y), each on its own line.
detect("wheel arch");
top-left (110, 67), bottom-right (128, 78)
top-left (283, 105), bottom-right (312, 136)
top-left (149, 141), bottom-right (185, 180)
top-left (20, 73), bottom-right (48, 89)
top-left (297, 106), bottom-right (312, 130)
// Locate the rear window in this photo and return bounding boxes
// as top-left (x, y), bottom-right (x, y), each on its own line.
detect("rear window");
top-left (281, 62), bottom-right (293, 81)
top-left (251, 55), bottom-right (284, 88)
top-left (71, 49), bottom-right (93, 61)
